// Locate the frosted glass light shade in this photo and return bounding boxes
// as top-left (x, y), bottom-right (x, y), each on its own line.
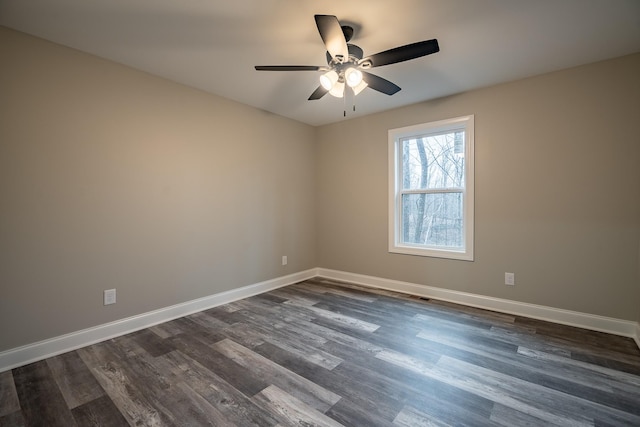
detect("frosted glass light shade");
top-left (320, 70), bottom-right (339, 90)
top-left (329, 81), bottom-right (345, 98)
top-left (352, 79), bottom-right (368, 95)
top-left (345, 67), bottom-right (363, 87)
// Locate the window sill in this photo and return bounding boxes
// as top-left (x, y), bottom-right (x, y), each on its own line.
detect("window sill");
top-left (389, 244), bottom-right (474, 261)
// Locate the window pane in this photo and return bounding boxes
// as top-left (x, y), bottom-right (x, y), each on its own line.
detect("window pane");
top-left (401, 192), bottom-right (463, 248)
top-left (401, 131), bottom-right (465, 190)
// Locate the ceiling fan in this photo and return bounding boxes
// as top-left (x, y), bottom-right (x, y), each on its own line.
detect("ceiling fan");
top-left (255, 14), bottom-right (440, 101)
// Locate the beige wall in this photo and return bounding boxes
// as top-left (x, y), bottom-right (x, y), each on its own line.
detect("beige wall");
top-left (1, 25), bottom-right (639, 354)
top-left (0, 27), bottom-right (316, 352)
top-left (316, 53), bottom-right (640, 321)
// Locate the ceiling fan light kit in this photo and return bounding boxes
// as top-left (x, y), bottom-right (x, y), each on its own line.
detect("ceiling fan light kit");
top-left (255, 14), bottom-right (440, 104)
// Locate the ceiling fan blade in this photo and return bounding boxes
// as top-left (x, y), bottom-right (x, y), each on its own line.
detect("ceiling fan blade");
top-left (255, 65), bottom-right (325, 71)
top-left (362, 71), bottom-right (401, 95)
top-left (360, 39), bottom-right (439, 68)
top-left (314, 15), bottom-right (349, 62)
top-left (308, 85), bottom-right (329, 100)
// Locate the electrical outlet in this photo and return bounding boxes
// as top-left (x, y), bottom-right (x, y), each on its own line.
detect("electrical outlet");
top-left (282, 255), bottom-right (287, 266)
top-left (104, 289), bottom-right (116, 305)
top-left (505, 272), bottom-right (515, 286)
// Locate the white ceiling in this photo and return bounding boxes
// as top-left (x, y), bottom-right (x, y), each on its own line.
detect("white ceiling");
top-left (1, 0), bottom-right (639, 126)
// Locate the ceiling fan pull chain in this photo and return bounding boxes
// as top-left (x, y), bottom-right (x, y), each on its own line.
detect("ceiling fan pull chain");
top-left (343, 92), bottom-right (347, 117)
top-left (350, 87), bottom-right (356, 114)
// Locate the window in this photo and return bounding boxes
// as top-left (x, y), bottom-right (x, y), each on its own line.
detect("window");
top-left (388, 115), bottom-right (474, 260)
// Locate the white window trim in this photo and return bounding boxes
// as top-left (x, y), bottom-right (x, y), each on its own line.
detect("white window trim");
top-left (388, 115), bottom-right (474, 261)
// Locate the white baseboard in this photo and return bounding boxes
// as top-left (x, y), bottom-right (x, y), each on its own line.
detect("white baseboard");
top-left (0, 269), bottom-right (317, 373)
top-left (317, 268), bottom-right (640, 341)
top-left (2, 266), bottom-right (637, 373)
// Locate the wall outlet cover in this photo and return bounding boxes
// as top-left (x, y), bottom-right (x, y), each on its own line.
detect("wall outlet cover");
top-left (104, 289), bottom-right (116, 305)
top-left (505, 273), bottom-right (515, 286)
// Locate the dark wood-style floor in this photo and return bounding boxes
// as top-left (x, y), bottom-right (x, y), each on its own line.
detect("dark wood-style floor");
top-left (1, 278), bottom-right (640, 426)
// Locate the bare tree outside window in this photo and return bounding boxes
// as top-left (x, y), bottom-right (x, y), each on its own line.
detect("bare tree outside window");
top-left (389, 115), bottom-right (474, 260)
top-left (401, 132), bottom-right (465, 247)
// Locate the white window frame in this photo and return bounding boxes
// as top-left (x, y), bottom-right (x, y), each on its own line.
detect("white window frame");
top-left (388, 115), bottom-right (474, 261)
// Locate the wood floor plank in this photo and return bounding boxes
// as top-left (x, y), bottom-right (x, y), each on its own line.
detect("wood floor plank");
top-left (253, 385), bottom-right (345, 427)
top-left (393, 404), bottom-right (454, 427)
top-left (321, 346), bottom-right (495, 426)
top-left (435, 355), bottom-right (640, 426)
top-left (250, 292), bottom-right (289, 304)
top-left (515, 317), bottom-right (640, 366)
top-left (226, 310), bottom-right (344, 370)
top-left (488, 325), bottom-right (573, 357)
top-left (13, 360), bottom-right (78, 427)
top-left (46, 350), bottom-right (106, 409)
top-left (170, 316), bottom-right (228, 344)
top-left (374, 346), bottom-right (593, 426)
top-left (312, 292), bottom-right (419, 324)
top-left (489, 403), bottom-right (551, 427)
top-left (437, 359), bottom-right (594, 426)
top-left (0, 410), bottom-right (26, 427)
top-left (418, 328), bottom-right (618, 393)
top-left (516, 346), bottom-right (640, 390)
top-left (264, 331), bottom-right (343, 370)
top-left (427, 342), bottom-right (640, 419)
top-left (222, 322), bottom-right (267, 348)
top-left (165, 381), bottom-right (238, 426)
top-left (159, 350), bottom-right (280, 426)
top-left (271, 288), bottom-right (320, 306)
top-left (71, 395), bottom-right (129, 427)
top-left (366, 325), bottom-right (449, 361)
top-left (212, 338), bottom-right (342, 412)
top-left (231, 307), bottom-right (328, 348)
top-left (0, 370), bottom-right (20, 417)
top-left (77, 344), bottom-right (172, 427)
top-left (189, 310), bottom-right (232, 330)
top-left (427, 298), bottom-right (517, 324)
top-left (404, 387), bottom-right (496, 427)
top-left (329, 349), bottom-right (496, 424)
top-left (416, 335), bottom-right (638, 422)
top-left (375, 347), bottom-right (440, 374)
top-left (168, 332), bottom-right (268, 396)
top-left (285, 300), bottom-right (380, 333)
top-left (298, 280), bottom-right (378, 303)
top-left (413, 311), bottom-right (496, 332)
top-left (312, 300), bottom-right (413, 334)
top-left (571, 349), bottom-right (640, 376)
top-left (147, 320), bottom-right (185, 339)
top-left (325, 397), bottom-right (395, 427)
top-left (105, 336), bottom-right (228, 426)
top-left (252, 341), bottom-right (406, 423)
top-left (127, 328), bottom-right (175, 357)
top-left (233, 297), bottom-right (316, 325)
top-left (282, 315), bottom-right (383, 356)
top-left (516, 316), bottom-right (640, 355)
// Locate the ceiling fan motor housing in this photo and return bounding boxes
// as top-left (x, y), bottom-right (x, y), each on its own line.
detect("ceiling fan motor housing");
top-left (325, 44), bottom-right (364, 66)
